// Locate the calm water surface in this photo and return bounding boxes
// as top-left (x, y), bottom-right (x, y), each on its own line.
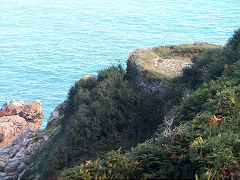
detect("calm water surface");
top-left (0, 0), bottom-right (239, 128)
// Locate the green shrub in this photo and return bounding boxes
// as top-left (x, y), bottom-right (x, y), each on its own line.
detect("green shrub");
top-left (176, 59), bottom-right (240, 179)
top-left (0, 166), bottom-right (4, 172)
top-left (59, 149), bottom-right (141, 180)
top-left (61, 65), bottom-right (163, 163)
top-left (181, 29), bottom-right (240, 88)
top-left (227, 28), bottom-right (240, 57)
top-left (28, 65), bottom-right (163, 179)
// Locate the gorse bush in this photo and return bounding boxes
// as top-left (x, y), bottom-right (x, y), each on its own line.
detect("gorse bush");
top-left (181, 61), bottom-right (240, 179)
top-left (59, 149), bottom-right (142, 180)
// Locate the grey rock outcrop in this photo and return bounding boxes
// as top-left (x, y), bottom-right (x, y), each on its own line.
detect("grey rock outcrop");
top-left (48, 101), bottom-right (66, 123)
top-left (0, 128), bottom-right (48, 180)
top-left (48, 104), bottom-right (60, 123)
top-left (126, 49), bottom-right (169, 97)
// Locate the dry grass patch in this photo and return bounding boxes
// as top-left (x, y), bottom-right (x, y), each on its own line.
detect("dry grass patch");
top-left (129, 43), bottom-right (222, 80)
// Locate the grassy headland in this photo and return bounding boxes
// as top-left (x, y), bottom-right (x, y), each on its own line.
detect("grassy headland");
top-left (127, 43), bottom-right (221, 82)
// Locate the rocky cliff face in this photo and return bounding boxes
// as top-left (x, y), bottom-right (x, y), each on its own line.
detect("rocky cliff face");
top-left (126, 49), bottom-right (170, 97)
top-left (0, 128), bottom-right (48, 180)
top-left (0, 100), bottom-right (44, 148)
top-left (0, 100), bottom-right (47, 179)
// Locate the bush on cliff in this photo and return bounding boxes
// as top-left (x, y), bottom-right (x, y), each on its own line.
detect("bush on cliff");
top-left (60, 65), bottom-right (162, 164)
top-left (59, 149), bottom-right (142, 180)
top-left (227, 28), bottom-right (240, 57)
top-left (26, 65), bottom-right (163, 179)
top-left (181, 29), bottom-right (240, 88)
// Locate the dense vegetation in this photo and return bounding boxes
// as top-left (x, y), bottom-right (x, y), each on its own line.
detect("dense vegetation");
top-left (23, 65), bottom-right (164, 179)
top-left (23, 28), bottom-right (240, 180)
top-left (58, 29), bottom-right (240, 179)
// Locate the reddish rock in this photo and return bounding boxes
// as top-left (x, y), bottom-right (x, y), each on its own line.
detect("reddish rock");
top-left (0, 100), bottom-right (25, 117)
top-left (81, 74), bottom-right (93, 80)
top-left (0, 115), bottom-right (27, 148)
top-left (0, 109), bottom-right (9, 117)
top-left (19, 100), bottom-right (44, 122)
top-left (0, 100), bottom-right (44, 148)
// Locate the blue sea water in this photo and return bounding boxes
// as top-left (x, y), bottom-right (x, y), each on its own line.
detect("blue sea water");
top-left (0, 0), bottom-right (239, 128)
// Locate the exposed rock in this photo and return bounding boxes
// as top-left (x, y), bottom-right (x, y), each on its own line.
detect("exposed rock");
top-left (48, 105), bottom-right (60, 123)
top-left (0, 100), bottom-right (44, 148)
top-left (126, 51), bottom-right (169, 97)
top-left (19, 100), bottom-right (44, 122)
top-left (19, 100), bottom-right (44, 130)
top-left (0, 128), bottom-right (48, 180)
top-left (48, 102), bottom-right (66, 123)
top-left (0, 100), bottom-right (25, 117)
top-left (81, 74), bottom-right (93, 80)
top-left (0, 115), bottom-right (27, 148)
top-left (126, 49), bottom-right (175, 107)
